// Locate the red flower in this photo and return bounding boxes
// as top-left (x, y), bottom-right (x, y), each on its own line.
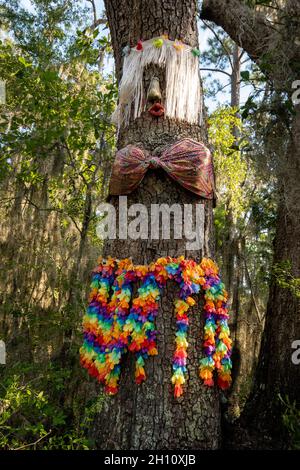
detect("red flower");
top-left (136, 40), bottom-right (143, 50)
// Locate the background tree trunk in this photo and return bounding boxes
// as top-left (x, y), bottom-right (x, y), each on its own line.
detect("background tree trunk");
top-left (91, 0), bottom-right (222, 450)
top-left (244, 105), bottom-right (300, 439)
top-left (201, 0), bottom-right (300, 444)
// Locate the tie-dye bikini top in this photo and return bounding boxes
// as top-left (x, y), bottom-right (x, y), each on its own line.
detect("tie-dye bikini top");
top-left (109, 138), bottom-right (216, 200)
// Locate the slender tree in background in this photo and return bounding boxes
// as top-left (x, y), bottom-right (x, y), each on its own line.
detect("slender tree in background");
top-left (201, 0), bottom-right (300, 440)
top-left (92, 0), bottom-right (221, 450)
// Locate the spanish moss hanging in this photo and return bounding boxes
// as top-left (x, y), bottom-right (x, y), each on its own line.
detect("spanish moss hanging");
top-left (79, 257), bottom-right (232, 398)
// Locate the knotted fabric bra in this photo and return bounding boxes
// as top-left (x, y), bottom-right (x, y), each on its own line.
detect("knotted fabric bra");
top-left (109, 138), bottom-right (216, 199)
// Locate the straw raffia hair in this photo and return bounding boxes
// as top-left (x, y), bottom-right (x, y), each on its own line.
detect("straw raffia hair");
top-left (112, 37), bottom-right (202, 130)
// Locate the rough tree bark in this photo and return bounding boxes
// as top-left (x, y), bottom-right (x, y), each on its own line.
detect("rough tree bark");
top-left (91, 0), bottom-right (222, 450)
top-left (202, 0), bottom-right (300, 444)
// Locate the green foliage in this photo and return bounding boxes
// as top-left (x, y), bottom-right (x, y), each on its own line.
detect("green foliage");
top-left (0, 0), bottom-right (115, 450)
top-left (278, 395), bottom-right (300, 449)
top-left (208, 106), bottom-right (248, 217)
top-left (273, 261), bottom-right (300, 298)
top-left (209, 104), bottom-right (275, 317)
top-left (0, 0), bottom-right (116, 304)
top-left (0, 0), bottom-right (116, 235)
top-left (240, 70), bottom-right (250, 82)
top-left (0, 363), bottom-right (101, 450)
top-left (241, 95), bottom-right (258, 120)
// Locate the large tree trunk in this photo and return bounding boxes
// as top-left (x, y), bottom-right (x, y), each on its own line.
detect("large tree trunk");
top-left (91, 0), bottom-right (221, 450)
top-left (244, 105), bottom-right (300, 440)
top-left (201, 0), bottom-right (300, 445)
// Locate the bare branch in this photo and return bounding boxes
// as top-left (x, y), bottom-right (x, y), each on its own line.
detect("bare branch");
top-left (13, 431), bottom-right (52, 450)
top-left (85, 0), bottom-right (106, 32)
top-left (86, 0), bottom-right (97, 24)
top-left (201, 0), bottom-right (273, 63)
top-left (239, 50), bottom-right (246, 61)
top-left (201, 20), bottom-right (234, 69)
top-left (22, 196), bottom-right (83, 235)
top-left (200, 67), bottom-right (231, 77)
top-left (90, 17), bottom-right (107, 30)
